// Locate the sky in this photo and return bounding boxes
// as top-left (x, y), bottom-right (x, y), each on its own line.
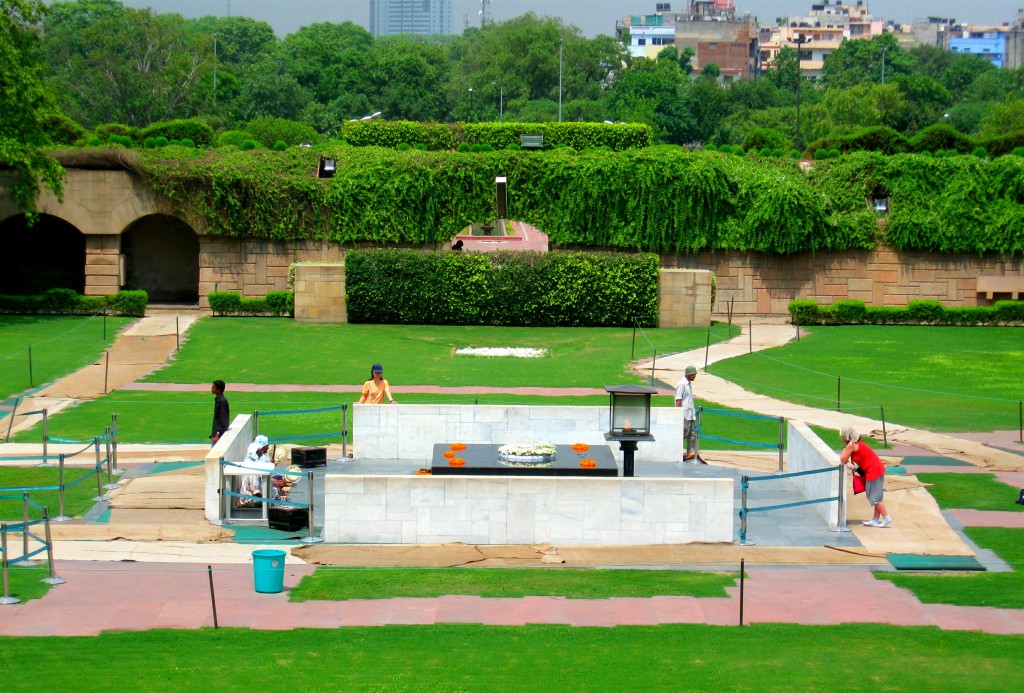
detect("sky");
top-left (117, 1), bottom-right (1023, 38)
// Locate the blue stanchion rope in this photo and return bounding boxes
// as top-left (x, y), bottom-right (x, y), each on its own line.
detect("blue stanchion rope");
top-left (258, 405), bottom-right (347, 416)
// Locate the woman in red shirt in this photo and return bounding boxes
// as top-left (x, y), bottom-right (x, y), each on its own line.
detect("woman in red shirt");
top-left (839, 426), bottom-right (892, 528)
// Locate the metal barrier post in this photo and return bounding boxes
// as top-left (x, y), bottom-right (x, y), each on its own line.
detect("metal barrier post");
top-left (39, 410), bottom-right (52, 468)
top-left (649, 349), bottom-right (657, 386)
top-left (302, 471), bottom-right (323, 544)
top-left (103, 426), bottom-right (120, 490)
top-left (253, 410), bottom-right (259, 439)
top-left (4, 395), bottom-right (18, 443)
top-left (738, 476), bottom-right (755, 546)
top-left (21, 493), bottom-right (31, 561)
top-left (110, 413), bottom-right (122, 475)
top-left (54, 454), bottom-right (70, 521)
top-left (92, 436), bottom-right (111, 502)
top-left (694, 406), bottom-right (702, 461)
top-left (41, 508), bottom-right (65, 585)
top-left (1, 524), bottom-right (19, 604)
top-left (341, 404), bottom-right (349, 458)
top-left (219, 459), bottom-right (229, 524)
top-left (831, 464), bottom-right (851, 533)
top-left (103, 350), bottom-right (110, 394)
top-left (776, 417), bottom-right (785, 475)
top-left (881, 405), bottom-right (888, 448)
top-left (704, 330), bottom-right (711, 369)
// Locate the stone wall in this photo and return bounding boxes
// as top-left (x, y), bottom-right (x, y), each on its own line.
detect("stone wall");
top-left (294, 263), bottom-right (347, 322)
top-left (323, 474), bottom-right (734, 545)
top-left (84, 234), bottom-right (121, 296)
top-left (786, 421), bottom-right (844, 530)
top-left (658, 269), bottom-right (713, 327)
top-left (664, 247), bottom-right (1024, 316)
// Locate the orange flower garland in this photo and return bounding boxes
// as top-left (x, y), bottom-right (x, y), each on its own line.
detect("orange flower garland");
top-left (571, 443), bottom-right (589, 453)
top-left (579, 459), bottom-right (597, 468)
top-left (416, 469), bottom-right (432, 475)
top-left (449, 442), bottom-right (467, 452)
top-left (443, 450), bottom-right (455, 459)
top-left (449, 458), bottom-right (466, 467)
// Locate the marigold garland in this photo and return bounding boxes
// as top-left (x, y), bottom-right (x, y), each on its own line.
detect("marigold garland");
top-left (416, 469), bottom-right (432, 475)
top-left (579, 459), bottom-right (597, 468)
top-left (443, 450), bottom-right (455, 459)
top-left (449, 458), bottom-right (466, 467)
top-left (571, 443), bottom-right (589, 453)
top-left (449, 442), bottom-right (467, 452)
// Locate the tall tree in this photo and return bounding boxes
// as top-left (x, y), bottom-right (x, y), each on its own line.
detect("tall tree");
top-left (1, 0), bottom-right (64, 218)
top-left (821, 34), bottom-right (913, 89)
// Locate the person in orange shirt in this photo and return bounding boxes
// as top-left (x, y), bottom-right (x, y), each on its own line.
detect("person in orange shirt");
top-left (839, 426), bottom-right (891, 528)
top-left (358, 363), bottom-right (396, 404)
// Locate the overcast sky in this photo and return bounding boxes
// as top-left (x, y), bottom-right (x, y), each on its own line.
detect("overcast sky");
top-left (117, 1), bottom-right (1023, 38)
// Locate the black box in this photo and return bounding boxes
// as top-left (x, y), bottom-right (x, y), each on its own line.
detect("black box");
top-left (268, 505), bottom-right (308, 532)
top-left (291, 446), bottom-right (327, 468)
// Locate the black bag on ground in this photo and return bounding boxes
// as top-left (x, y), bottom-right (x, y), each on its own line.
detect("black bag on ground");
top-left (1016, 489), bottom-right (1024, 506)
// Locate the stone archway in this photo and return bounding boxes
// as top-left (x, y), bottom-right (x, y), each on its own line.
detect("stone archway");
top-left (0, 214), bottom-right (85, 295)
top-left (121, 215), bottom-right (199, 303)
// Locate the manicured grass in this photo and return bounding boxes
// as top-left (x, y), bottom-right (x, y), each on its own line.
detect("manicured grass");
top-left (11, 390), bottom-right (793, 450)
top-left (0, 315), bottom-right (133, 401)
top-left (877, 528), bottom-right (1024, 609)
top-left (142, 318), bottom-right (739, 387)
top-left (0, 566), bottom-right (53, 603)
top-left (0, 467), bottom-right (106, 520)
top-left (290, 567), bottom-right (735, 601)
top-left (916, 473), bottom-right (1024, 512)
top-left (707, 325), bottom-right (1024, 432)
top-left (1, 624), bottom-right (1023, 690)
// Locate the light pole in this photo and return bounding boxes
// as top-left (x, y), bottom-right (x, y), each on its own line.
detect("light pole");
top-left (213, 32), bottom-right (218, 107)
top-left (558, 38), bottom-right (564, 123)
top-left (789, 33), bottom-right (810, 152)
top-left (468, 88), bottom-right (474, 122)
top-left (880, 46), bottom-right (888, 84)
top-left (492, 81), bottom-right (503, 122)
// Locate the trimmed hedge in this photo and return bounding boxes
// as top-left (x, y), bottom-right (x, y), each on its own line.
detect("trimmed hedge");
top-left (343, 120), bottom-right (455, 150)
top-left (245, 117), bottom-right (319, 149)
top-left (139, 119), bottom-right (215, 148)
top-left (345, 249), bottom-right (659, 327)
top-left (340, 121), bottom-right (652, 151)
top-left (0, 289), bottom-right (148, 317)
top-left (789, 299), bottom-right (1024, 326)
top-left (208, 291), bottom-right (294, 317)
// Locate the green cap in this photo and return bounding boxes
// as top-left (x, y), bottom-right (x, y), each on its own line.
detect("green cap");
top-left (685, 365), bottom-right (697, 376)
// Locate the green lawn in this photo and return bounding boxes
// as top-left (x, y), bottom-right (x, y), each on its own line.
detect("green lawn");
top-left (0, 315), bottom-right (133, 402)
top-left (877, 528), bottom-right (1024, 609)
top-left (290, 567), bottom-right (735, 601)
top-left (142, 318), bottom-right (739, 387)
top-left (707, 325), bottom-right (1024, 432)
top-left (0, 566), bottom-right (52, 603)
top-left (0, 467), bottom-right (106, 520)
top-left (11, 390), bottom-right (799, 450)
top-left (1, 624), bottom-right (1022, 690)
top-left (915, 473), bottom-right (1024, 513)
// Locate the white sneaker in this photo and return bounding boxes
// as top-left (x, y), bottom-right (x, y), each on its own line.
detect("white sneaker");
top-left (877, 516), bottom-right (893, 528)
top-left (863, 519), bottom-right (879, 527)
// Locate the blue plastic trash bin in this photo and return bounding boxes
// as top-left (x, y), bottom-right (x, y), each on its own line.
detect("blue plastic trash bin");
top-left (252, 549), bottom-right (287, 593)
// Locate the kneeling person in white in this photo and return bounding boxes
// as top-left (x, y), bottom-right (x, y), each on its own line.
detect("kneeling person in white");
top-left (237, 435), bottom-right (275, 504)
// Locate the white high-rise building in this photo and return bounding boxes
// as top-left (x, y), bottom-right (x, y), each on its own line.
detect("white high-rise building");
top-left (370, 0), bottom-right (454, 37)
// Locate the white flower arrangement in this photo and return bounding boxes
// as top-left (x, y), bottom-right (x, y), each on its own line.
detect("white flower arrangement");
top-left (455, 347), bottom-right (548, 358)
top-left (498, 442), bottom-right (557, 457)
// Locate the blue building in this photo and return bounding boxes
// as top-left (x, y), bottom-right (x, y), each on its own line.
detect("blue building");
top-left (949, 28), bottom-right (1007, 68)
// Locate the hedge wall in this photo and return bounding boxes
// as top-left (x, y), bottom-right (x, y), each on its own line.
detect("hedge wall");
top-left (340, 121), bottom-right (652, 151)
top-left (789, 299), bottom-right (1024, 326)
top-left (130, 146), bottom-right (1024, 256)
top-left (208, 291), bottom-right (294, 317)
top-left (0, 289), bottom-right (148, 317)
top-left (345, 249), bottom-right (659, 327)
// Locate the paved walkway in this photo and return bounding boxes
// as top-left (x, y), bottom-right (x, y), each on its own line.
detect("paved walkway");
top-left (2, 562), bottom-right (1022, 635)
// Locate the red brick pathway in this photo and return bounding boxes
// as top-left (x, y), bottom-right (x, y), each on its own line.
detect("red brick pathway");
top-left (2, 562), bottom-right (1021, 636)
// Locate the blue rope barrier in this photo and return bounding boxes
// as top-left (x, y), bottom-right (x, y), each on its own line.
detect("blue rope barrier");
top-left (47, 435), bottom-right (109, 444)
top-left (258, 405), bottom-right (347, 416)
top-left (220, 489), bottom-right (309, 510)
top-left (9, 545), bottom-right (48, 565)
top-left (0, 455), bottom-right (55, 461)
top-left (0, 485), bottom-right (60, 494)
top-left (740, 496), bottom-right (840, 515)
top-left (269, 432), bottom-right (341, 442)
top-left (700, 408), bottom-right (779, 422)
top-left (746, 466), bottom-right (838, 483)
top-left (699, 434), bottom-right (778, 449)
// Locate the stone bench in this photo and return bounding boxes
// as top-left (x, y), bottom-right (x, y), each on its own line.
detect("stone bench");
top-left (520, 134), bottom-right (544, 149)
top-left (976, 275), bottom-right (1024, 300)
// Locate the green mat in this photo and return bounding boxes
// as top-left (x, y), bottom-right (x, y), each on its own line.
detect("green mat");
top-left (146, 462), bottom-right (203, 475)
top-left (886, 466), bottom-right (907, 475)
top-left (229, 524), bottom-right (313, 544)
top-left (898, 456), bottom-right (972, 467)
top-left (888, 554), bottom-right (987, 571)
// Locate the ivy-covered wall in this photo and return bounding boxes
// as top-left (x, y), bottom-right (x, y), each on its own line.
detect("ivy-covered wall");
top-left (128, 147), bottom-right (1024, 257)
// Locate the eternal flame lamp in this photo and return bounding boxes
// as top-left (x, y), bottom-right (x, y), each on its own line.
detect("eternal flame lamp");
top-left (604, 384), bottom-right (657, 477)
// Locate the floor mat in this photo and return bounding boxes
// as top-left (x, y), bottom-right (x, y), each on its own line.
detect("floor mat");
top-left (146, 462), bottom-right (203, 474)
top-left (228, 524), bottom-right (313, 544)
top-left (899, 456), bottom-right (972, 466)
top-left (887, 554), bottom-right (987, 571)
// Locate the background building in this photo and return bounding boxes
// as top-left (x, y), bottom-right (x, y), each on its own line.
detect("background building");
top-left (370, 0), bottom-right (454, 37)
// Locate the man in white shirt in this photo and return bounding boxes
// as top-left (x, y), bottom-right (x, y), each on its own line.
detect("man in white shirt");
top-left (674, 365), bottom-right (699, 462)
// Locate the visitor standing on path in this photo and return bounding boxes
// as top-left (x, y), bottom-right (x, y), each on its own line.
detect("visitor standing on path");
top-left (839, 426), bottom-right (892, 527)
top-left (358, 364), bottom-right (396, 404)
top-left (210, 379), bottom-right (229, 445)
top-left (675, 365), bottom-right (700, 462)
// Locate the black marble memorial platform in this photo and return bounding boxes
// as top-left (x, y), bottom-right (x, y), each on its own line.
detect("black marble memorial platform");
top-left (430, 444), bottom-right (618, 476)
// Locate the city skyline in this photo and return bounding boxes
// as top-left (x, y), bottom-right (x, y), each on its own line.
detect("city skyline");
top-left (117, 1), bottom-right (1024, 38)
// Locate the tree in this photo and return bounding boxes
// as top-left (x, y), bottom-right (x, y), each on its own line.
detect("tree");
top-left (1, 0), bottom-right (64, 219)
top-left (978, 95), bottom-right (1024, 137)
top-left (821, 35), bottom-right (913, 89)
top-left (371, 38), bottom-right (451, 121)
top-left (939, 53), bottom-right (995, 97)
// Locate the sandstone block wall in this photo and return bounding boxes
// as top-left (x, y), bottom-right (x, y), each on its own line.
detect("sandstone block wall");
top-left (294, 263), bottom-right (347, 322)
top-left (84, 234), bottom-right (121, 296)
top-left (658, 269), bottom-right (713, 327)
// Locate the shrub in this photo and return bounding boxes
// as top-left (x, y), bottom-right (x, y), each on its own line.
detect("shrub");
top-left (143, 137), bottom-right (157, 149)
top-left (993, 300), bottom-right (1024, 324)
top-left (909, 124), bottom-right (973, 154)
top-left (788, 300), bottom-right (821, 326)
top-left (506, 142), bottom-right (521, 151)
top-left (217, 130), bottom-right (255, 148)
top-left (414, 143), bottom-right (427, 151)
top-left (704, 144), bottom-right (718, 151)
top-left (814, 149), bottom-right (829, 160)
top-left (396, 142), bottom-right (411, 151)
top-left (747, 148), bottom-right (759, 157)
top-left (43, 113), bottom-right (86, 146)
top-left (0, 289), bottom-right (147, 317)
top-left (87, 136), bottom-right (101, 146)
top-left (180, 138), bottom-right (195, 149)
top-left (1012, 147), bottom-right (1024, 157)
top-left (972, 146), bottom-right (988, 159)
top-left (95, 123), bottom-right (138, 142)
top-left (207, 291), bottom-right (241, 316)
top-left (742, 127), bottom-right (790, 153)
top-left (246, 116), bottom-right (319, 149)
top-left (207, 291), bottom-right (293, 317)
top-left (343, 120), bottom-right (455, 150)
top-left (846, 126), bottom-right (908, 155)
top-left (789, 299), bottom-right (1023, 326)
top-left (240, 139), bottom-right (258, 150)
top-left (906, 299), bottom-right (945, 323)
top-left (345, 249), bottom-right (659, 327)
top-left (273, 140), bottom-right (287, 151)
top-left (154, 136), bottom-right (169, 147)
top-left (106, 134), bottom-right (132, 147)
top-left (139, 119), bottom-right (215, 148)
top-left (831, 299), bottom-right (867, 324)
top-left (456, 142), bottom-right (471, 152)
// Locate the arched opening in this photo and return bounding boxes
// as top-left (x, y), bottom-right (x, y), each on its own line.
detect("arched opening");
top-left (0, 214), bottom-right (85, 295)
top-left (122, 215), bottom-right (199, 303)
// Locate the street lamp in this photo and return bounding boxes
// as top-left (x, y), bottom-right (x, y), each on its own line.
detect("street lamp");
top-left (491, 81), bottom-right (503, 122)
top-left (880, 46), bottom-right (888, 84)
top-left (468, 87), bottom-right (474, 122)
top-left (558, 38), bottom-right (564, 123)
top-left (789, 33), bottom-right (811, 152)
